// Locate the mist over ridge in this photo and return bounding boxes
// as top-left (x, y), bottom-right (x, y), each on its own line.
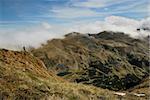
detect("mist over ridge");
top-left (0, 16), bottom-right (149, 50)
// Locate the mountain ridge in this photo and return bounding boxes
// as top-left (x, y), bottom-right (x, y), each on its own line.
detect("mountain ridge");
top-left (32, 31), bottom-right (149, 91)
top-left (0, 31), bottom-right (149, 99)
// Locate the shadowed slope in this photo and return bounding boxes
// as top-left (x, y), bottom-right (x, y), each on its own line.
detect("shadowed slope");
top-left (128, 77), bottom-right (150, 94)
top-left (32, 31), bottom-right (149, 91)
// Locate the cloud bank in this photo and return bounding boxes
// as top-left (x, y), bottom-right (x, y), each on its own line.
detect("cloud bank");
top-left (0, 16), bottom-right (149, 50)
top-left (71, 0), bottom-right (123, 8)
top-left (68, 16), bottom-right (150, 37)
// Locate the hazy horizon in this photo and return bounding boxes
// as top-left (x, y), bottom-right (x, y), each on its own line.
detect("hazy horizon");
top-left (0, 0), bottom-right (150, 50)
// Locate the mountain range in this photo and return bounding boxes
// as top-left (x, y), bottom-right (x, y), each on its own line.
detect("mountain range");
top-left (31, 31), bottom-right (149, 91)
top-left (0, 31), bottom-right (149, 100)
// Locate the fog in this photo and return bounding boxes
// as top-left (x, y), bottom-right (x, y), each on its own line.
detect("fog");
top-left (0, 16), bottom-right (149, 50)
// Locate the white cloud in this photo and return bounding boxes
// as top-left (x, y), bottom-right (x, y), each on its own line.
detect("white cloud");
top-left (105, 16), bottom-right (139, 27)
top-left (72, 0), bottom-right (105, 8)
top-left (65, 16), bottom-right (150, 37)
top-left (0, 16), bottom-right (149, 50)
top-left (71, 0), bottom-right (124, 8)
top-left (113, 1), bottom-right (147, 12)
top-left (69, 0), bottom-right (149, 17)
top-left (140, 17), bottom-right (150, 29)
top-left (41, 22), bottom-right (52, 29)
top-left (48, 0), bottom-right (148, 19)
top-left (148, 1), bottom-right (150, 16)
top-left (50, 7), bottom-right (99, 18)
top-left (0, 23), bottom-right (63, 50)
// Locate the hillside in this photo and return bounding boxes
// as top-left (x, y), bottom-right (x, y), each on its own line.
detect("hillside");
top-left (32, 31), bottom-right (149, 92)
top-left (128, 77), bottom-right (150, 94)
top-left (0, 49), bottom-right (121, 100)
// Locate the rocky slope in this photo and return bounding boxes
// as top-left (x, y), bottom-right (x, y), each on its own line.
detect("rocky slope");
top-left (0, 49), bottom-right (121, 100)
top-left (128, 77), bottom-right (150, 94)
top-left (32, 31), bottom-right (149, 91)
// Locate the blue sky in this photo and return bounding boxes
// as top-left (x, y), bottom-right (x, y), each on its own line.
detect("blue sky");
top-left (0, 0), bottom-right (149, 50)
top-left (0, 0), bottom-right (149, 26)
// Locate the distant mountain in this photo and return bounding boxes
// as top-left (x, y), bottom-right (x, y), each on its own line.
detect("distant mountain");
top-left (32, 31), bottom-right (149, 91)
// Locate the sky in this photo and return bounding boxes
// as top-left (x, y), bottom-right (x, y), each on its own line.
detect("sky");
top-left (0, 0), bottom-right (150, 50)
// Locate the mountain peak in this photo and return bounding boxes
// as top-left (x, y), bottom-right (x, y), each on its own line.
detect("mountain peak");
top-left (65, 32), bottom-right (81, 37)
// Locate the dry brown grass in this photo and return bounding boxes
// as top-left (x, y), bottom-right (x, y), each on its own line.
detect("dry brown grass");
top-left (0, 49), bottom-right (149, 100)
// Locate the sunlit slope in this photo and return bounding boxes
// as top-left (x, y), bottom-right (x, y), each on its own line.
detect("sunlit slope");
top-left (0, 49), bottom-right (119, 100)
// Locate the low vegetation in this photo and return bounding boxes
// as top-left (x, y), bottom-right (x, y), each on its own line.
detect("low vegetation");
top-left (0, 31), bottom-right (149, 100)
top-left (0, 49), bottom-right (119, 100)
top-left (32, 31), bottom-right (149, 91)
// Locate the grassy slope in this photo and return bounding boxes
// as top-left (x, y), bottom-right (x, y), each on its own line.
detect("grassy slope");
top-left (0, 49), bottom-right (122, 100)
